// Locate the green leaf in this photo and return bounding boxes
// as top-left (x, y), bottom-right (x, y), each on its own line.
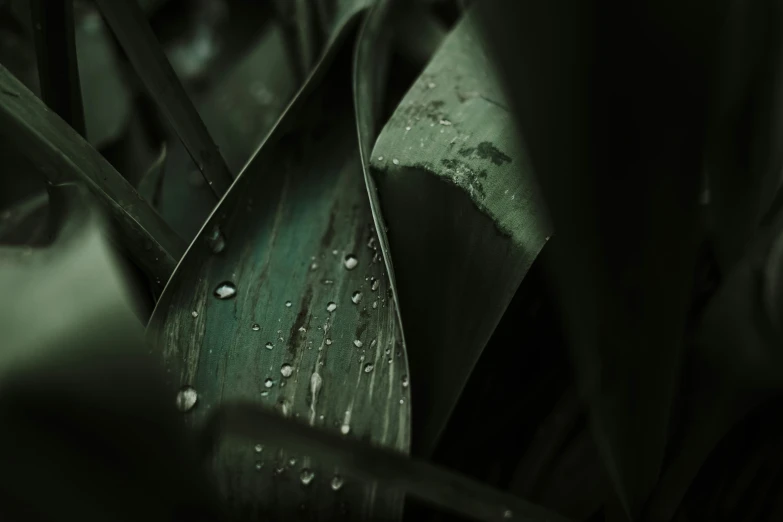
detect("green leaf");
top-left (95, 0), bottom-right (234, 197)
top-left (368, 11), bottom-right (551, 454)
top-left (146, 7), bottom-right (411, 519)
top-left (0, 64), bottom-right (185, 287)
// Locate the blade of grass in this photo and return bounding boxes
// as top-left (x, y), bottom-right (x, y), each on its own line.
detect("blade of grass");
top-left (94, 0), bottom-right (233, 198)
top-left (0, 64), bottom-right (185, 286)
top-left (29, 0), bottom-right (85, 136)
top-left (205, 401), bottom-right (573, 522)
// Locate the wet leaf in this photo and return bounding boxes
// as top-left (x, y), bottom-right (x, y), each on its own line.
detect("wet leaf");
top-left (146, 7), bottom-right (411, 520)
top-left (369, 11), bottom-right (551, 453)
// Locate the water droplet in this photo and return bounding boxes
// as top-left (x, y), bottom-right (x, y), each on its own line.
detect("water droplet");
top-left (322, 279), bottom-right (334, 285)
top-left (353, 339), bottom-right (363, 348)
top-left (254, 443), bottom-right (263, 453)
top-left (265, 341), bottom-right (273, 350)
top-left (300, 468), bottom-right (315, 486)
top-left (311, 372), bottom-right (323, 395)
top-left (427, 82), bottom-right (436, 89)
top-left (364, 363), bottom-right (374, 373)
top-left (371, 339), bottom-right (377, 348)
top-left (176, 386), bottom-right (198, 412)
top-left (368, 237), bottom-right (377, 249)
top-left (191, 310), bottom-right (198, 318)
top-left (264, 378), bottom-right (274, 388)
top-left (392, 158), bottom-right (400, 165)
top-left (289, 457), bottom-right (297, 466)
top-left (340, 423), bottom-right (350, 435)
top-left (285, 301), bottom-right (292, 307)
top-left (206, 225), bottom-right (226, 254)
top-left (377, 156), bottom-right (384, 161)
top-left (274, 466), bottom-right (285, 475)
top-left (251, 323), bottom-right (260, 331)
top-left (280, 363), bottom-right (293, 378)
top-left (385, 348), bottom-right (390, 355)
top-left (373, 251), bottom-right (381, 263)
top-left (388, 358), bottom-right (393, 364)
top-left (326, 338), bottom-right (332, 345)
top-left (372, 301), bottom-right (378, 309)
top-left (331, 475), bottom-right (344, 491)
top-left (261, 390), bottom-right (269, 397)
top-left (351, 291), bottom-right (363, 304)
top-left (439, 119), bottom-right (452, 126)
top-left (214, 281), bottom-right (237, 299)
top-left (503, 509), bottom-right (513, 519)
top-left (371, 278), bottom-right (380, 291)
top-left (343, 254), bottom-right (358, 270)
top-left (402, 375), bottom-right (409, 387)
top-left (255, 461), bottom-right (263, 471)
top-left (326, 302), bottom-right (337, 312)
top-left (310, 262), bottom-right (318, 271)
top-left (298, 326), bottom-right (307, 334)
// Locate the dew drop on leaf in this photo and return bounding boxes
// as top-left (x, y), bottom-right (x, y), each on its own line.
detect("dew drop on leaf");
top-left (300, 468), bottom-right (315, 486)
top-left (331, 475), bottom-right (344, 491)
top-left (351, 291), bottom-right (362, 304)
top-left (255, 461), bottom-right (263, 471)
top-left (251, 323), bottom-right (260, 331)
top-left (264, 378), bottom-right (274, 388)
top-left (280, 363), bottom-right (293, 378)
top-left (353, 339), bottom-right (363, 348)
top-left (402, 375), bottom-right (409, 388)
top-left (325, 338), bottom-right (332, 345)
top-left (254, 444), bottom-right (263, 453)
top-left (343, 254), bottom-right (358, 270)
top-left (364, 363), bottom-right (374, 373)
top-left (371, 278), bottom-right (380, 291)
top-left (214, 281), bottom-right (237, 299)
top-left (206, 225), bottom-right (226, 254)
top-left (265, 341), bottom-right (273, 350)
top-left (326, 302), bottom-right (337, 312)
top-left (285, 300), bottom-right (292, 307)
top-left (191, 310), bottom-right (198, 318)
top-left (176, 386), bottom-right (198, 412)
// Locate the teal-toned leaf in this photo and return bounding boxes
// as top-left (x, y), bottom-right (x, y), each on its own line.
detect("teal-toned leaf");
top-left (0, 64), bottom-right (185, 286)
top-left (146, 9), bottom-right (411, 520)
top-left (369, 10), bottom-right (551, 453)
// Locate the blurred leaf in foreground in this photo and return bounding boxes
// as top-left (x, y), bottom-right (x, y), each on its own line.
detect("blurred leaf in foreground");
top-left (0, 184), bottom-right (218, 522)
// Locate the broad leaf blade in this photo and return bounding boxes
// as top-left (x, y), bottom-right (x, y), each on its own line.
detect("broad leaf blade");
top-left (369, 12), bottom-right (551, 453)
top-left (146, 9), bottom-right (411, 520)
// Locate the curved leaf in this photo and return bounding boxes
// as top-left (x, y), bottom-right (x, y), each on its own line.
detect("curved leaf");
top-left (146, 8), bottom-right (411, 520)
top-left (368, 11), bottom-right (551, 453)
